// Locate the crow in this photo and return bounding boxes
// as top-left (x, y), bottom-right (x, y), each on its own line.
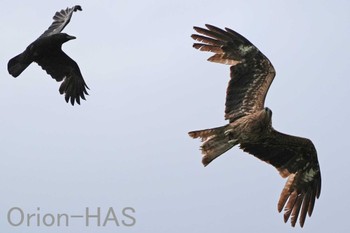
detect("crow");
top-left (8, 5), bottom-right (89, 105)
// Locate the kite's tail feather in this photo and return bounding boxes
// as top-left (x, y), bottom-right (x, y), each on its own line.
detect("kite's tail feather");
top-left (189, 125), bottom-right (238, 166)
top-left (7, 52), bottom-right (32, 77)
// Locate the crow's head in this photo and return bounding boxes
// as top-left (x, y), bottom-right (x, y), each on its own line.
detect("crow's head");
top-left (53, 33), bottom-right (76, 43)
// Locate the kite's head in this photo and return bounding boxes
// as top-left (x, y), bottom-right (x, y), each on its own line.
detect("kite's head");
top-left (264, 107), bottom-right (273, 126)
top-left (264, 107), bottom-right (272, 118)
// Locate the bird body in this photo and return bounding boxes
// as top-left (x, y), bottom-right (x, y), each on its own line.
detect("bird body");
top-left (7, 5), bottom-right (88, 105)
top-left (190, 108), bottom-right (271, 166)
top-left (8, 33), bottom-right (75, 77)
top-left (189, 24), bottom-right (321, 227)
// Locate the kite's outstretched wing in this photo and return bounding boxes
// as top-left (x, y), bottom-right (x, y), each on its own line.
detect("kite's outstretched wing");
top-left (192, 24), bottom-right (276, 122)
top-left (240, 129), bottom-right (321, 227)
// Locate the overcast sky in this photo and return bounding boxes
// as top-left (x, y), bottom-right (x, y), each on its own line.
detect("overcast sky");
top-left (1, 0), bottom-right (350, 232)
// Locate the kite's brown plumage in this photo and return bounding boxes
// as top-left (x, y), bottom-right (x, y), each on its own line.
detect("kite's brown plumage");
top-left (188, 24), bottom-right (321, 227)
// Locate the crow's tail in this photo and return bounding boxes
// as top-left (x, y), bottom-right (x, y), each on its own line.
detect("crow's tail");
top-left (8, 51), bottom-right (32, 77)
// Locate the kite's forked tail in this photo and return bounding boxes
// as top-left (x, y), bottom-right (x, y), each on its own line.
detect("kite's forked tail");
top-left (189, 125), bottom-right (238, 166)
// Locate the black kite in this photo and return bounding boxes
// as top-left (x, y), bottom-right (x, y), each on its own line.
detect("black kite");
top-left (188, 24), bottom-right (321, 227)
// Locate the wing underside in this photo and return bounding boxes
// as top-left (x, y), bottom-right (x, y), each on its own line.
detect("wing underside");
top-left (39, 5), bottom-right (82, 38)
top-left (192, 24), bottom-right (276, 122)
top-left (34, 50), bottom-right (89, 105)
top-left (240, 130), bottom-right (321, 227)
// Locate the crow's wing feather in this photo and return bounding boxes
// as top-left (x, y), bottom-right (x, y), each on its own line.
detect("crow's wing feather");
top-left (34, 49), bottom-right (88, 105)
top-left (39, 5), bottom-right (82, 38)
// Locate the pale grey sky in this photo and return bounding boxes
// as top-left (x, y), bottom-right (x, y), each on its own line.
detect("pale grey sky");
top-left (1, 0), bottom-right (350, 232)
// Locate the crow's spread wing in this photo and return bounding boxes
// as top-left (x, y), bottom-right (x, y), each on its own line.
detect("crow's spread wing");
top-left (34, 49), bottom-right (88, 105)
top-left (39, 5), bottom-right (82, 38)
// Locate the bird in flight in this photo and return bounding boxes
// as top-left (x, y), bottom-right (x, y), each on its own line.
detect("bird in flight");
top-left (188, 24), bottom-right (321, 227)
top-left (8, 5), bottom-right (88, 105)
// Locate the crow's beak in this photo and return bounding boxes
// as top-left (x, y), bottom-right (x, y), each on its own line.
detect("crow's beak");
top-left (67, 35), bottom-right (76, 40)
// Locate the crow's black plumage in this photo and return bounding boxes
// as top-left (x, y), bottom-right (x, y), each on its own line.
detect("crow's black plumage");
top-left (8, 5), bottom-right (88, 105)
